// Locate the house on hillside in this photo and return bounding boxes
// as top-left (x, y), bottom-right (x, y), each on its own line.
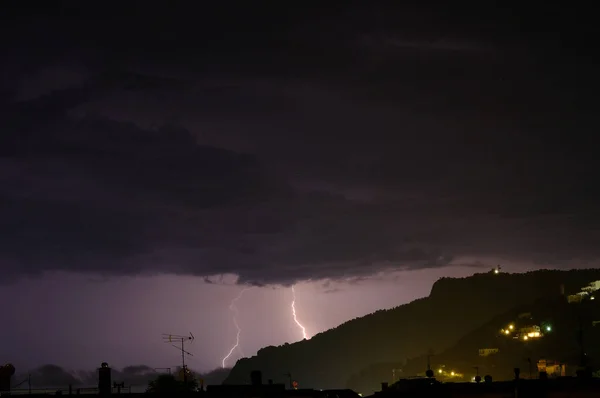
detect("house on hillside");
top-left (517, 325), bottom-right (542, 340)
top-left (582, 280), bottom-right (600, 293)
top-left (568, 293), bottom-right (586, 303)
top-left (479, 348), bottom-right (499, 357)
top-left (537, 360), bottom-right (566, 378)
top-left (567, 280), bottom-right (600, 303)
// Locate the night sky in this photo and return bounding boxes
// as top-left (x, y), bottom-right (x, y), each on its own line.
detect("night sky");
top-left (0, 2), bottom-right (597, 373)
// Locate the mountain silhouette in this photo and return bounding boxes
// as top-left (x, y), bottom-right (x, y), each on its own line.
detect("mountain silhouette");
top-left (225, 269), bottom-right (600, 389)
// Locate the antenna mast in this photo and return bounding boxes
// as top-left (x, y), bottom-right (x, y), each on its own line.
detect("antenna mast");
top-left (162, 333), bottom-right (195, 383)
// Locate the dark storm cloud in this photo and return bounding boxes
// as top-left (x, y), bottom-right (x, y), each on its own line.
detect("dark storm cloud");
top-left (0, 89), bottom-right (287, 279)
top-left (1, 3), bottom-right (598, 285)
top-left (1, 100), bottom-right (479, 284)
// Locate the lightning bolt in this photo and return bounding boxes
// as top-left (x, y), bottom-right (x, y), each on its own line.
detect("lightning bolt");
top-left (291, 285), bottom-right (310, 340)
top-left (222, 287), bottom-right (249, 368)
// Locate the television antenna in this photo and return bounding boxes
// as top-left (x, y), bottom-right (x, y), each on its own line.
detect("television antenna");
top-left (162, 333), bottom-right (195, 382)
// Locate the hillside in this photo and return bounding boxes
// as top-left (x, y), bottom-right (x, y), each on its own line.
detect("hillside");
top-left (224, 269), bottom-right (600, 389)
top-left (402, 294), bottom-right (600, 379)
top-left (347, 294), bottom-right (600, 394)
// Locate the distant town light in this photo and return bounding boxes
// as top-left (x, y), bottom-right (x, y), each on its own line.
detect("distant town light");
top-left (451, 371), bottom-right (455, 376)
top-left (523, 335), bottom-right (529, 341)
top-left (494, 268), bottom-right (499, 274)
top-left (591, 296), bottom-right (595, 300)
top-left (508, 324), bottom-right (514, 330)
top-left (546, 325), bottom-right (552, 332)
top-left (504, 330), bottom-right (510, 335)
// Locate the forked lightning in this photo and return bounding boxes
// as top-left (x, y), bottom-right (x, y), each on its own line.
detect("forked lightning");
top-left (221, 288), bottom-right (250, 368)
top-left (291, 285), bottom-right (310, 340)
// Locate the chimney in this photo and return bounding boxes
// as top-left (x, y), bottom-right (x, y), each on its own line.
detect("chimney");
top-left (381, 382), bottom-right (388, 391)
top-left (250, 370), bottom-right (262, 386)
top-left (98, 363), bottom-right (112, 396)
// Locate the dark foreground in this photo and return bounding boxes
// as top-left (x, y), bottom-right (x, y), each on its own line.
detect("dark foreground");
top-left (6, 377), bottom-right (600, 397)
top-left (369, 376), bottom-right (600, 398)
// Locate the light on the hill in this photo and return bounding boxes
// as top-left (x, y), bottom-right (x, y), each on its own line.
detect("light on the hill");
top-left (494, 268), bottom-right (499, 274)
top-left (508, 324), bottom-right (514, 330)
top-left (438, 369), bottom-right (443, 374)
top-left (546, 325), bottom-right (552, 332)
